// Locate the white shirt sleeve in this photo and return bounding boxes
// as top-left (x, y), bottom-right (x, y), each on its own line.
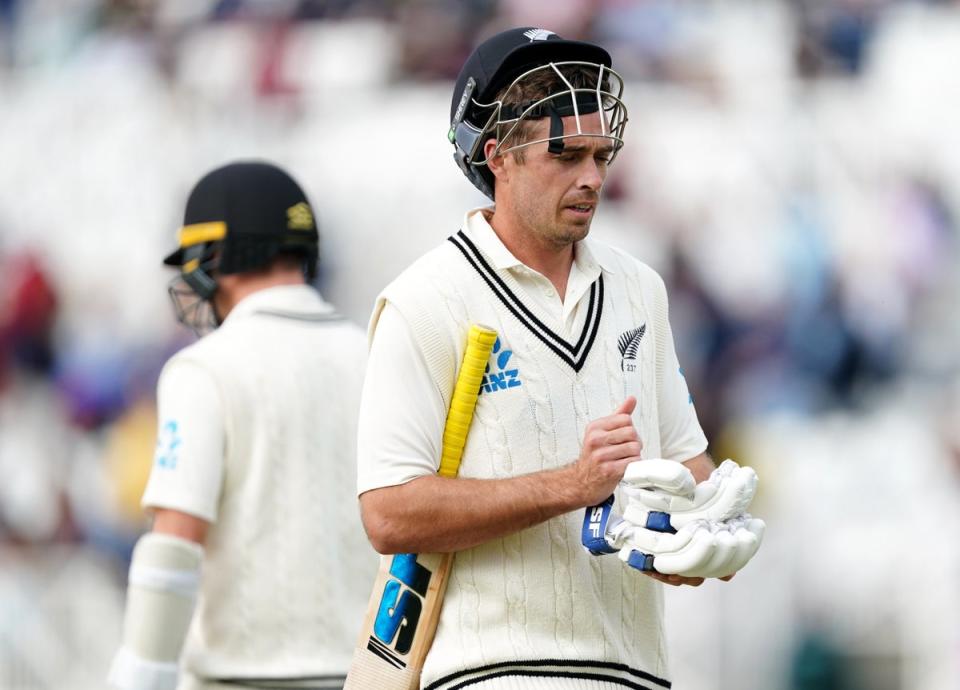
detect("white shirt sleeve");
top-left (141, 357), bottom-right (225, 522)
top-left (657, 325), bottom-right (709, 464)
top-left (356, 303), bottom-right (447, 495)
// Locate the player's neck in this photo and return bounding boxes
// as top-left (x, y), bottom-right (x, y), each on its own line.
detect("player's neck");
top-left (214, 268), bottom-right (306, 320)
top-left (488, 209), bottom-right (574, 301)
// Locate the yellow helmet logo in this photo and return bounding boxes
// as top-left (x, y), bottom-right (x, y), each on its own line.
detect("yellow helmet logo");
top-left (287, 202), bottom-right (314, 231)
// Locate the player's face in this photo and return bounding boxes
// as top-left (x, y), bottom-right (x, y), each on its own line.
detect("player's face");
top-left (506, 111), bottom-right (614, 248)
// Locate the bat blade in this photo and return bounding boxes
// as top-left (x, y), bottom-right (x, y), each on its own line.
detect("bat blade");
top-left (345, 324), bottom-right (497, 690)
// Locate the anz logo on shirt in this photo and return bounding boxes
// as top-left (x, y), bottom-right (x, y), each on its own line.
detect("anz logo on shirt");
top-left (154, 420), bottom-right (182, 470)
top-left (480, 336), bottom-right (522, 394)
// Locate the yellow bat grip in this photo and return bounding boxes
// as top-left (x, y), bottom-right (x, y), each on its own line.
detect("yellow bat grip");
top-left (437, 324), bottom-right (497, 478)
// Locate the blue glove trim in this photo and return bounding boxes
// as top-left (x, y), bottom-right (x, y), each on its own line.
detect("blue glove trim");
top-left (645, 511), bottom-right (677, 534)
top-left (624, 550), bottom-right (657, 572)
top-left (581, 494), bottom-right (618, 555)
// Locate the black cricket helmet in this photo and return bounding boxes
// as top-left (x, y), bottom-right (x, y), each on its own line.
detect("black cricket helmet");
top-left (449, 27), bottom-right (628, 199)
top-left (163, 161), bottom-right (319, 333)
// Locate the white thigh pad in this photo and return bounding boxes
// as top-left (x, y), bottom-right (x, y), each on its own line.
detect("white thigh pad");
top-left (108, 532), bottom-right (203, 690)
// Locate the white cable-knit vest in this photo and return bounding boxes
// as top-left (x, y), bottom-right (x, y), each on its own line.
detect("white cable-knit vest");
top-left (374, 234), bottom-right (678, 690)
top-left (164, 290), bottom-right (376, 686)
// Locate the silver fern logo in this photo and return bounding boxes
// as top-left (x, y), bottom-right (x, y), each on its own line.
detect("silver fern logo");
top-left (523, 28), bottom-right (555, 42)
top-left (617, 325), bottom-right (646, 372)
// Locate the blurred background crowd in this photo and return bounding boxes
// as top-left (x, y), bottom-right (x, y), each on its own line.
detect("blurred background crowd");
top-left (1, 1), bottom-right (959, 689)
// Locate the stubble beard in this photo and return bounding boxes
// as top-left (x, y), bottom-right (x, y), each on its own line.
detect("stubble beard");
top-left (547, 216), bottom-right (592, 249)
top-left (514, 189), bottom-right (594, 251)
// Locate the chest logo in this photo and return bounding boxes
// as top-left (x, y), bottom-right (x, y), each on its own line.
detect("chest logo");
top-left (617, 324), bottom-right (646, 372)
top-left (481, 336), bottom-right (522, 394)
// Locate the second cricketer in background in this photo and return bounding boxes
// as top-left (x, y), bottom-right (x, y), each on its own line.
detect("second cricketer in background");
top-left (109, 161), bottom-right (376, 690)
top-left (357, 28), bottom-right (763, 689)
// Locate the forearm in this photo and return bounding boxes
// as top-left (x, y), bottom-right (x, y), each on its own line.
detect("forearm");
top-left (682, 451), bottom-right (716, 483)
top-left (360, 465), bottom-right (586, 554)
top-left (360, 390), bottom-right (640, 554)
top-left (152, 508), bottom-right (209, 544)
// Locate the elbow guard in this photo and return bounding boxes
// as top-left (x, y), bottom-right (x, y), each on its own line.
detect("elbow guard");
top-left (108, 533), bottom-right (203, 690)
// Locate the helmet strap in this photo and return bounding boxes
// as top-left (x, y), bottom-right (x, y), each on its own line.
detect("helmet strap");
top-left (180, 243), bottom-right (218, 301)
top-left (547, 108), bottom-right (565, 154)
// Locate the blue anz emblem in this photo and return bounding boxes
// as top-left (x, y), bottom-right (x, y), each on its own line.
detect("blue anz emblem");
top-left (480, 336), bottom-right (522, 394)
top-left (154, 420), bottom-right (182, 470)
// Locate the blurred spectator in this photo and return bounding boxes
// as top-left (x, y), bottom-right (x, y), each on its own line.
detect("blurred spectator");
top-left (665, 245), bottom-right (743, 441)
top-left (0, 0), bottom-right (17, 67)
top-left (495, 0), bottom-right (599, 39)
top-left (0, 251), bottom-right (58, 386)
top-left (789, 625), bottom-right (855, 690)
top-left (593, 0), bottom-right (678, 80)
top-left (53, 344), bottom-right (132, 431)
top-left (394, 0), bottom-right (490, 80)
top-left (0, 376), bottom-right (75, 544)
top-left (293, 0), bottom-right (386, 20)
top-left (101, 398), bottom-right (155, 526)
top-left (95, 0), bottom-right (154, 33)
top-left (793, 0), bottom-right (884, 78)
top-left (254, 19), bottom-right (300, 101)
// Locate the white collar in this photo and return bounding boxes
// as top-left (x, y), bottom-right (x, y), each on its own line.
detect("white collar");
top-left (223, 284), bottom-right (335, 325)
top-left (461, 206), bottom-right (616, 276)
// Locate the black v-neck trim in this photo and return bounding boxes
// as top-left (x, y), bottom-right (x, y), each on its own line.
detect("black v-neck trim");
top-left (448, 230), bottom-right (604, 373)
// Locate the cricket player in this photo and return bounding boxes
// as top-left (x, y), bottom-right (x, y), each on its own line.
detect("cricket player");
top-left (356, 28), bottom-right (763, 689)
top-left (109, 161), bottom-right (376, 690)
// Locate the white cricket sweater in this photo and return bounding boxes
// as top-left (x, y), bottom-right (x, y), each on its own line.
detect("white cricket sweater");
top-left (362, 213), bottom-right (707, 690)
top-left (142, 285), bottom-right (377, 688)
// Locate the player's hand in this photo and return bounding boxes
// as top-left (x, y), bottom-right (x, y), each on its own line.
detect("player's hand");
top-left (642, 571), bottom-right (705, 587)
top-left (574, 397), bottom-right (642, 507)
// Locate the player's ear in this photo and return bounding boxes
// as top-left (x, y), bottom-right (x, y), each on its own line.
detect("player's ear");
top-left (485, 138), bottom-right (508, 183)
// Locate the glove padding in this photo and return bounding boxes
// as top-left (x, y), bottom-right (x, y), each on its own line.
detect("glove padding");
top-left (581, 458), bottom-right (765, 578)
top-left (618, 516), bottom-right (765, 579)
top-left (620, 458), bottom-right (696, 496)
top-left (622, 459), bottom-right (758, 533)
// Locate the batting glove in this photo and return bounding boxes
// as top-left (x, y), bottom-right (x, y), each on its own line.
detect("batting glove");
top-left (621, 459), bottom-right (758, 534)
top-left (618, 515), bottom-right (765, 578)
top-left (580, 460), bottom-right (704, 555)
top-left (581, 459), bottom-right (766, 578)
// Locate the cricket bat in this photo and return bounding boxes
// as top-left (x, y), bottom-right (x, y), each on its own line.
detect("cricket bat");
top-left (344, 324), bottom-right (498, 690)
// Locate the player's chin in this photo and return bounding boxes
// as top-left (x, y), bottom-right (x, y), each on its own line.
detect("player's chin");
top-left (556, 214), bottom-right (593, 239)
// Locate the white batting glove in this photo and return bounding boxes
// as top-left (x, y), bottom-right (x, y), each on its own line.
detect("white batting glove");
top-left (617, 515), bottom-right (765, 578)
top-left (700, 514), bottom-right (765, 578)
top-left (613, 458), bottom-right (765, 578)
top-left (621, 459), bottom-right (758, 533)
top-left (616, 520), bottom-right (714, 574)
